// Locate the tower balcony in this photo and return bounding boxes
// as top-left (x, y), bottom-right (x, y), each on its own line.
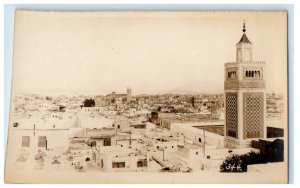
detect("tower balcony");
top-left (224, 80), bottom-right (266, 90)
top-left (225, 61), bottom-right (265, 66)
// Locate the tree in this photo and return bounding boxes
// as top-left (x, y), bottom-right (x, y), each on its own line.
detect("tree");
top-left (220, 154), bottom-right (245, 173)
top-left (220, 151), bottom-right (268, 173)
top-left (45, 96), bottom-right (52, 100)
top-left (83, 99), bottom-right (95, 107)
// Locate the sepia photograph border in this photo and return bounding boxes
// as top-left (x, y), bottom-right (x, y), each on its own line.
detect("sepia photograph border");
top-left (2, 3), bottom-right (295, 184)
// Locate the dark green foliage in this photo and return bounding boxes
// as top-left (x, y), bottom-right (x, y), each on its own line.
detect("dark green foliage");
top-left (220, 139), bottom-right (284, 173)
top-left (45, 96), bottom-right (52, 100)
top-left (220, 151), bottom-right (267, 173)
top-left (83, 99), bottom-right (95, 107)
top-left (267, 139), bottom-right (284, 162)
top-left (220, 154), bottom-right (246, 173)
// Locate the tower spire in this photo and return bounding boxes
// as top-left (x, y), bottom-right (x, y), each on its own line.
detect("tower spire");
top-left (243, 20), bottom-right (246, 33)
top-left (238, 20), bottom-right (251, 44)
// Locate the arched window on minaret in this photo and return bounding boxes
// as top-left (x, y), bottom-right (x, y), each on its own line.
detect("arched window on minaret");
top-left (258, 71), bottom-right (260, 77)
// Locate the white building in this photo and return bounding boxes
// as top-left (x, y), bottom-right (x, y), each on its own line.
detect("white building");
top-left (170, 122), bottom-right (225, 148)
top-left (8, 117), bottom-right (83, 163)
top-left (93, 145), bottom-right (148, 171)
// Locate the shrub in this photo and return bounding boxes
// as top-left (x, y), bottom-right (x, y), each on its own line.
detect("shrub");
top-left (220, 151), bottom-right (268, 173)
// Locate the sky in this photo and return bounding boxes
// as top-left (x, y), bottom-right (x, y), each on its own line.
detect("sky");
top-left (12, 11), bottom-right (287, 95)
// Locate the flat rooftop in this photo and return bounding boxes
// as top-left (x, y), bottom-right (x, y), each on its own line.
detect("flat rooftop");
top-left (194, 125), bottom-right (284, 138)
top-left (193, 125), bottom-right (224, 136)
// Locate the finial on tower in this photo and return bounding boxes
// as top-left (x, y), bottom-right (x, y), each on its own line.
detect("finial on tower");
top-left (237, 20), bottom-right (251, 44)
top-left (243, 20), bottom-right (246, 33)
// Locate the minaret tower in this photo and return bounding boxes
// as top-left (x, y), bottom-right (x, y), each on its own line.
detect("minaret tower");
top-left (127, 87), bottom-right (132, 102)
top-left (224, 22), bottom-right (266, 148)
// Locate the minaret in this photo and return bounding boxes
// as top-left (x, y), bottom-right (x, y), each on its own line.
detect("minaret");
top-left (224, 22), bottom-right (266, 149)
top-left (127, 87), bottom-right (132, 102)
top-left (236, 21), bottom-right (253, 62)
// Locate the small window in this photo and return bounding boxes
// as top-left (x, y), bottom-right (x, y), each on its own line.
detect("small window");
top-left (38, 136), bottom-right (47, 147)
top-left (22, 136), bottom-right (30, 147)
top-left (207, 155), bottom-right (210, 159)
top-left (196, 152), bottom-right (198, 155)
top-left (156, 146), bottom-right (159, 149)
top-left (91, 141), bottom-right (97, 147)
top-left (112, 162), bottom-right (125, 168)
top-left (137, 159), bottom-right (147, 168)
top-left (198, 138), bottom-right (202, 143)
top-left (104, 139), bottom-right (111, 146)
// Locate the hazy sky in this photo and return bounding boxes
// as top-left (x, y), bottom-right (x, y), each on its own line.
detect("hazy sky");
top-left (12, 11), bottom-right (287, 95)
